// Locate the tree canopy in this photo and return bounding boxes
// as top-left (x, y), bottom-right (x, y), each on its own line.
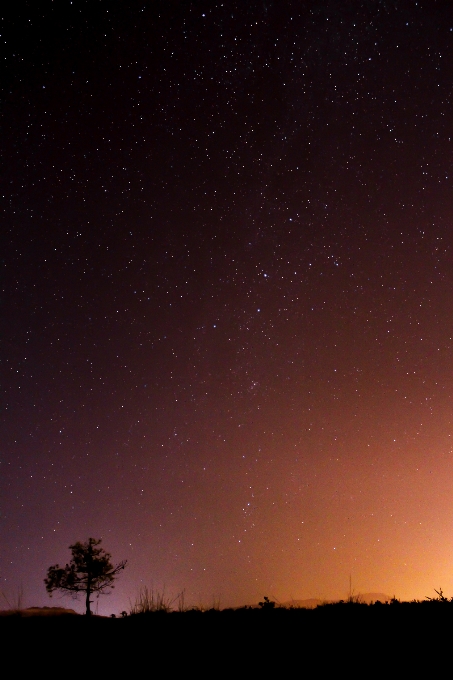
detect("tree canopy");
top-left (45, 537), bottom-right (127, 616)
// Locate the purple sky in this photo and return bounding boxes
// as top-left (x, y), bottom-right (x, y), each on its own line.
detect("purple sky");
top-left (3, 1), bottom-right (453, 614)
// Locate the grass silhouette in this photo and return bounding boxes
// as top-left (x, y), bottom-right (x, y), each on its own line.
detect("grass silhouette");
top-left (129, 586), bottom-right (179, 614)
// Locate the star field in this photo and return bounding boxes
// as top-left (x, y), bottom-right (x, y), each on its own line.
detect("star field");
top-left (3, 1), bottom-right (453, 613)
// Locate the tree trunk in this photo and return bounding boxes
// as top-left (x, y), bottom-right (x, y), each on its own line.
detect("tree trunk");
top-left (86, 538), bottom-right (93, 616)
top-left (86, 579), bottom-right (92, 616)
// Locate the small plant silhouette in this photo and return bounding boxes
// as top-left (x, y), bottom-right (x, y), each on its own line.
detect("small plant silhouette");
top-left (258, 596), bottom-right (275, 610)
top-left (1, 584), bottom-right (24, 611)
top-left (426, 588), bottom-right (450, 603)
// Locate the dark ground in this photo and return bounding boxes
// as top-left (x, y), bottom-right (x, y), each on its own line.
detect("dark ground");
top-left (2, 603), bottom-right (451, 675)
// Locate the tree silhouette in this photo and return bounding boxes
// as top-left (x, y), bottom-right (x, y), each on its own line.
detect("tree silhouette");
top-left (45, 537), bottom-right (127, 616)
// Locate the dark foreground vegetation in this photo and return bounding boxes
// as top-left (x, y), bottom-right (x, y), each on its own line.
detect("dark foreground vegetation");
top-left (2, 598), bottom-right (453, 673)
top-left (30, 540), bottom-right (449, 670)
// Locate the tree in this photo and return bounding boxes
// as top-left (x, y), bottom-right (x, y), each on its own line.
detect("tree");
top-left (45, 537), bottom-right (127, 616)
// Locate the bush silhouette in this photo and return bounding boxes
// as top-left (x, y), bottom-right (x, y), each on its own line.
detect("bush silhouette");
top-left (258, 596), bottom-right (275, 610)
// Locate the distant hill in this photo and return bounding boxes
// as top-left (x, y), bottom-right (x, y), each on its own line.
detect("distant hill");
top-left (0, 606), bottom-right (79, 617)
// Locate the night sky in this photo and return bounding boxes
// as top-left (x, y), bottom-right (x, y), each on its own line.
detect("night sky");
top-left (4, 1), bottom-right (453, 615)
